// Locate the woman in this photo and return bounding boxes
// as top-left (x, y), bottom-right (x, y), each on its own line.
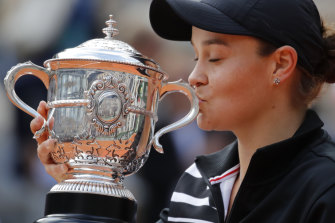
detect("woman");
top-left (31, 0), bottom-right (335, 222)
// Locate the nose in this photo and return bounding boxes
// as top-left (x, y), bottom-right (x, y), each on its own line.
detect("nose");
top-left (188, 62), bottom-right (208, 88)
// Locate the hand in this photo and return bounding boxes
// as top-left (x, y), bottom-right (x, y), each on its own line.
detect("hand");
top-left (30, 101), bottom-right (68, 183)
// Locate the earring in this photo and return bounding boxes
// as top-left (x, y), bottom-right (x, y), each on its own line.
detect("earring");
top-left (273, 77), bottom-right (280, 86)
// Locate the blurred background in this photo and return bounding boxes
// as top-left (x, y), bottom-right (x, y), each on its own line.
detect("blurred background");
top-left (0, 0), bottom-right (334, 222)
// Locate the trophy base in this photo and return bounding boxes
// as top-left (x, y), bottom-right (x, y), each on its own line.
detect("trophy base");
top-left (34, 214), bottom-right (128, 223)
top-left (34, 192), bottom-right (137, 223)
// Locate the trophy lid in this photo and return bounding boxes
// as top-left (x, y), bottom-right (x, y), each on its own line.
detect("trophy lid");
top-left (45, 15), bottom-right (165, 75)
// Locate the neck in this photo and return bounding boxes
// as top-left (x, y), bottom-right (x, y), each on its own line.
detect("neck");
top-left (234, 106), bottom-right (306, 181)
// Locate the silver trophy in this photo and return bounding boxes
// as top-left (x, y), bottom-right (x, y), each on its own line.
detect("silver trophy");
top-left (4, 15), bottom-right (198, 222)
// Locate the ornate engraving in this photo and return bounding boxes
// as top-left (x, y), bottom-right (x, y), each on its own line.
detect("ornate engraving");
top-left (103, 133), bottom-right (136, 166)
top-left (85, 73), bottom-right (134, 135)
top-left (51, 143), bottom-right (69, 163)
top-left (73, 139), bottom-right (101, 164)
top-left (57, 133), bottom-right (137, 167)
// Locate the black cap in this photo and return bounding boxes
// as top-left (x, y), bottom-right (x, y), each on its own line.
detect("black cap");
top-left (149, 0), bottom-right (326, 75)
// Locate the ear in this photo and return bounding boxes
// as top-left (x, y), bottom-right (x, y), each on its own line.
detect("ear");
top-left (271, 46), bottom-right (298, 85)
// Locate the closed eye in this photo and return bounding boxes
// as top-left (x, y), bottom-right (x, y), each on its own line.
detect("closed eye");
top-left (208, 58), bottom-right (222, 62)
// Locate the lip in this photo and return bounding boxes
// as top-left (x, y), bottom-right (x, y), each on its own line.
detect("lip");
top-left (196, 95), bottom-right (206, 103)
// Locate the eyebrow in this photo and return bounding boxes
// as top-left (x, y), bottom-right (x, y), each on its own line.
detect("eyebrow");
top-left (203, 38), bottom-right (229, 46)
top-left (191, 38), bottom-right (229, 47)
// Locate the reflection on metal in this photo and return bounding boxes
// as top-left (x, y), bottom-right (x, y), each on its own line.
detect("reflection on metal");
top-left (97, 91), bottom-right (122, 123)
top-left (102, 15), bottom-right (119, 39)
top-left (47, 99), bottom-right (90, 108)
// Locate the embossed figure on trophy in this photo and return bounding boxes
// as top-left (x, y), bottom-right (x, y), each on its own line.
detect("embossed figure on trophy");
top-left (73, 139), bottom-right (101, 164)
top-left (104, 133), bottom-right (136, 166)
top-left (51, 143), bottom-right (69, 163)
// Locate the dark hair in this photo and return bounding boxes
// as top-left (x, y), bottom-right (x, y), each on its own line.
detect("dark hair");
top-left (257, 22), bottom-right (335, 104)
top-left (316, 22), bottom-right (335, 83)
top-left (257, 40), bottom-right (277, 58)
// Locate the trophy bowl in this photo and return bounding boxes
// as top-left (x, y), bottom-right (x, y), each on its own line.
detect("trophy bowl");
top-left (4, 15), bottom-right (198, 222)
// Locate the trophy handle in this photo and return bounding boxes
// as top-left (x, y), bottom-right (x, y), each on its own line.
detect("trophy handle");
top-left (152, 79), bottom-right (199, 153)
top-left (4, 61), bottom-right (52, 138)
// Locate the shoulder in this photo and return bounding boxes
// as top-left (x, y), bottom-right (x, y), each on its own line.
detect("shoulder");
top-left (305, 131), bottom-right (335, 175)
top-left (295, 132), bottom-right (335, 199)
top-left (304, 184), bottom-right (335, 222)
top-left (310, 132), bottom-right (335, 163)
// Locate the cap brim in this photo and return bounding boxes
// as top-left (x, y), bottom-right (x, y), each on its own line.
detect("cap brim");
top-left (149, 0), bottom-right (253, 41)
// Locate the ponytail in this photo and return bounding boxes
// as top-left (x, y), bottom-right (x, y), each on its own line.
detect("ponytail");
top-left (296, 22), bottom-right (335, 105)
top-left (315, 22), bottom-right (335, 83)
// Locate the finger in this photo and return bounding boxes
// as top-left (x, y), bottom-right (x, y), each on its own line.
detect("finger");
top-left (30, 115), bottom-right (44, 134)
top-left (31, 116), bottom-right (49, 144)
top-left (45, 163), bottom-right (68, 183)
top-left (48, 117), bottom-right (55, 130)
top-left (34, 131), bottom-right (49, 145)
top-left (37, 101), bottom-right (49, 119)
top-left (37, 139), bottom-right (56, 165)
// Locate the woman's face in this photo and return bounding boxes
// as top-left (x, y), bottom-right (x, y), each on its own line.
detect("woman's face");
top-left (189, 27), bottom-right (276, 132)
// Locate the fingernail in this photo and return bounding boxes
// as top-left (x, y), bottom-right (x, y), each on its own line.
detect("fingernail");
top-left (40, 101), bottom-right (46, 107)
top-left (36, 115), bottom-right (42, 122)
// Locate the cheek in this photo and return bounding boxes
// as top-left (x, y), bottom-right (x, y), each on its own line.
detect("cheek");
top-left (210, 60), bottom-right (271, 116)
top-left (210, 60), bottom-right (255, 97)
top-left (229, 58), bottom-right (271, 93)
top-left (197, 57), bottom-right (273, 130)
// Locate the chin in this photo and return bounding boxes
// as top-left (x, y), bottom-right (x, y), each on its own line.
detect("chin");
top-left (196, 116), bottom-right (214, 131)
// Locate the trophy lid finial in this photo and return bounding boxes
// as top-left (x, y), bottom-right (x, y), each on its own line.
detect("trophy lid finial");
top-left (102, 15), bottom-right (119, 39)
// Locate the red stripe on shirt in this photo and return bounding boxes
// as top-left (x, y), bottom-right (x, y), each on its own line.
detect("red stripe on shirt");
top-left (209, 167), bottom-right (240, 183)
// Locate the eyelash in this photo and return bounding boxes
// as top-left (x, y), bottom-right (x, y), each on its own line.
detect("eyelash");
top-left (208, 58), bottom-right (221, 62)
top-left (193, 58), bottom-right (221, 63)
